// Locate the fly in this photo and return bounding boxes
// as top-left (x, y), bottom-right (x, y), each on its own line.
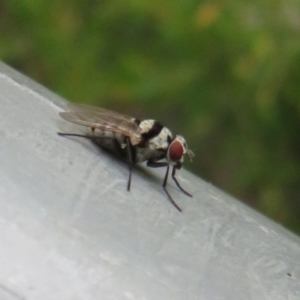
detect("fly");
top-left (58, 103), bottom-right (194, 212)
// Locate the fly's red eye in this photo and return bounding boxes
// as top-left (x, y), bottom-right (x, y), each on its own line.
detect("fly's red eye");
top-left (169, 141), bottom-right (184, 161)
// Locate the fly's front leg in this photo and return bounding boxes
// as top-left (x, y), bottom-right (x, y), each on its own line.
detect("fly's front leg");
top-left (147, 159), bottom-right (182, 212)
top-left (171, 167), bottom-right (192, 197)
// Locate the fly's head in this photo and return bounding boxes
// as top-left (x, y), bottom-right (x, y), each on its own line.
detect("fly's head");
top-left (166, 135), bottom-right (194, 168)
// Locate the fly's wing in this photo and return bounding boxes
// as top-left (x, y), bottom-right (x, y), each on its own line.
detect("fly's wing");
top-left (59, 104), bottom-right (142, 145)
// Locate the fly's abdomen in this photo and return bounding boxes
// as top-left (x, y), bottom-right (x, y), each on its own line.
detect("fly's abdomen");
top-left (90, 128), bottom-right (127, 158)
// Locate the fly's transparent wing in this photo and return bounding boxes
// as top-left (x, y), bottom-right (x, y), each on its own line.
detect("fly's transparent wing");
top-left (59, 104), bottom-right (142, 145)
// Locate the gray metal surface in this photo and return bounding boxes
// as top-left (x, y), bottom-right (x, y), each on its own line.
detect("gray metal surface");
top-left (0, 61), bottom-right (299, 300)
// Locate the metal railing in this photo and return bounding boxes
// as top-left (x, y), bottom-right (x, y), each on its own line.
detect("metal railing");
top-left (0, 62), bottom-right (299, 300)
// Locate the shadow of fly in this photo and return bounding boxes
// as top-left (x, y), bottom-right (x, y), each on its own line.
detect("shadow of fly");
top-left (58, 104), bottom-right (194, 212)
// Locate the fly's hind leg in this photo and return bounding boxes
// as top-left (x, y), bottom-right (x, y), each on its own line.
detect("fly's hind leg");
top-left (59, 132), bottom-right (134, 192)
top-left (125, 137), bottom-right (133, 191)
top-left (58, 132), bottom-right (92, 139)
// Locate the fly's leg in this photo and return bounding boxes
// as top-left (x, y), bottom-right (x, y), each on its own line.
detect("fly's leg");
top-left (125, 137), bottom-right (133, 191)
top-left (147, 160), bottom-right (182, 212)
top-left (171, 167), bottom-right (192, 197)
top-left (58, 132), bottom-right (92, 139)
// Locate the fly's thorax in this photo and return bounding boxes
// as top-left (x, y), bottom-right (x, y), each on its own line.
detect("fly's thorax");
top-left (135, 146), bottom-right (166, 163)
top-left (134, 122), bottom-right (173, 163)
top-left (138, 119), bottom-right (168, 143)
top-left (139, 119), bottom-right (156, 134)
top-left (148, 126), bottom-right (172, 150)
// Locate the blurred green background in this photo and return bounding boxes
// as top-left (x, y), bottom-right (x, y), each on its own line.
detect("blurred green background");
top-left (1, 1), bottom-right (300, 234)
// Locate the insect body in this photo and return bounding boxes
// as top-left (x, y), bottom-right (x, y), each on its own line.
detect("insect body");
top-left (58, 104), bottom-right (194, 212)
